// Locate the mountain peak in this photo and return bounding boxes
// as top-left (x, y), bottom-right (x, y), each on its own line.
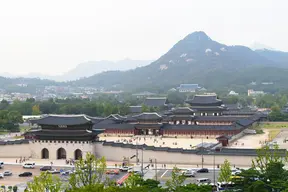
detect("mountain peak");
top-left (184, 31), bottom-right (211, 41)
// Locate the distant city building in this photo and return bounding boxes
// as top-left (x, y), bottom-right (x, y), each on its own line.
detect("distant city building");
top-left (178, 84), bottom-right (200, 92)
top-left (228, 91), bottom-right (239, 96)
top-left (261, 82), bottom-right (273, 85)
top-left (248, 89), bottom-right (265, 97)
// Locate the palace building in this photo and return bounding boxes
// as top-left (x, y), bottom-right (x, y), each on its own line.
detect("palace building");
top-left (24, 95), bottom-right (266, 160)
top-left (93, 95), bottom-right (265, 137)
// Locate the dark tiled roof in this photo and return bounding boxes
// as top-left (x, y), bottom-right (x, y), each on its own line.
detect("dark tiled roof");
top-left (133, 113), bottom-right (162, 121)
top-left (195, 116), bottom-right (244, 121)
top-left (144, 97), bottom-right (167, 107)
top-left (30, 115), bottom-right (92, 126)
top-left (222, 111), bottom-right (256, 115)
top-left (87, 116), bottom-right (105, 124)
top-left (169, 115), bottom-right (195, 121)
top-left (236, 119), bottom-right (255, 127)
top-left (225, 104), bottom-right (241, 111)
top-left (129, 106), bottom-right (142, 113)
top-left (171, 107), bottom-right (194, 114)
top-left (31, 129), bottom-right (94, 137)
top-left (163, 124), bottom-right (241, 131)
top-left (191, 106), bottom-right (227, 111)
top-left (96, 119), bottom-right (122, 124)
top-left (106, 114), bottom-right (126, 120)
top-left (186, 95), bottom-right (223, 106)
top-left (93, 123), bottom-right (135, 130)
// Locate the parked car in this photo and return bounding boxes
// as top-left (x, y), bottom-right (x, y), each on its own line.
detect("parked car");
top-left (60, 170), bottom-right (74, 176)
top-left (0, 173), bottom-right (4, 178)
top-left (197, 168), bottom-right (209, 173)
top-left (182, 169), bottom-right (196, 177)
top-left (40, 166), bottom-right (52, 171)
top-left (196, 178), bottom-right (211, 185)
top-left (231, 169), bottom-right (241, 176)
top-left (119, 166), bottom-right (132, 172)
top-left (48, 169), bottom-right (60, 174)
top-left (106, 169), bottom-right (119, 175)
top-left (19, 172), bottom-right (32, 177)
top-left (3, 171), bottom-right (12, 176)
top-left (23, 163), bottom-right (35, 169)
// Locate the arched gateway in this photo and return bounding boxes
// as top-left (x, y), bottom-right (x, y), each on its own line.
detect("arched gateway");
top-left (57, 148), bottom-right (67, 159)
top-left (74, 149), bottom-right (82, 160)
top-left (41, 148), bottom-right (49, 159)
top-left (24, 115), bottom-right (97, 160)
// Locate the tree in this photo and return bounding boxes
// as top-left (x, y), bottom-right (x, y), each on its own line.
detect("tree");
top-left (218, 159), bottom-right (232, 184)
top-left (32, 105), bottom-right (41, 115)
top-left (68, 153), bottom-right (108, 190)
top-left (165, 167), bottom-right (186, 191)
top-left (26, 171), bottom-right (62, 192)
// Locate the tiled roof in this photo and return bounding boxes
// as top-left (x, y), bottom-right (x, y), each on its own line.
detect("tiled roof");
top-left (129, 106), bottom-right (142, 113)
top-left (144, 97), bottom-right (167, 107)
top-left (30, 115), bottom-right (92, 126)
top-left (191, 106), bottom-right (227, 111)
top-left (31, 129), bottom-right (94, 137)
top-left (133, 113), bottom-right (162, 121)
top-left (171, 107), bottom-right (194, 114)
top-left (162, 124), bottom-right (241, 131)
top-left (93, 123), bottom-right (135, 130)
top-left (195, 116), bottom-right (244, 121)
top-left (186, 95), bottom-right (223, 106)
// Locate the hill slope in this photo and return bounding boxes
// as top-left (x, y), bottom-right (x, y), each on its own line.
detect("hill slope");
top-left (75, 31), bottom-right (287, 91)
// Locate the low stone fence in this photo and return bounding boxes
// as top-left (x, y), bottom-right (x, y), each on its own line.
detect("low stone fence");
top-left (99, 141), bottom-right (286, 157)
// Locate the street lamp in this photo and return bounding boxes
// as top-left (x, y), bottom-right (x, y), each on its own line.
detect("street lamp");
top-left (208, 150), bottom-right (216, 184)
top-left (141, 147), bottom-right (145, 177)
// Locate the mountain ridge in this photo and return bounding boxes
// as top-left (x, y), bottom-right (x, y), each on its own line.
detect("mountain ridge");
top-left (74, 31), bottom-right (288, 91)
top-left (1, 31), bottom-right (288, 93)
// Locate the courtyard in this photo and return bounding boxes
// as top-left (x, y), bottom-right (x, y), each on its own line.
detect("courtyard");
top-left (99, 136), bottom-right (218, 149)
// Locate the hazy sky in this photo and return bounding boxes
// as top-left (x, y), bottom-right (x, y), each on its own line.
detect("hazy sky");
top-left (0, 0), bottom-right (287, 75)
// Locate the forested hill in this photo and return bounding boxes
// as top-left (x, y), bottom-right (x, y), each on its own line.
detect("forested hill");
top-left (1, 31), bottom-right (288, 93)
top-left (73, 31), bottom-right (288, 92)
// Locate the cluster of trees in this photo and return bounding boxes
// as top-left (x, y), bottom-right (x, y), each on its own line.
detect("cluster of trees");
top-left (215, 145), bottom-right (288, 192)
top-left (0, 110), bottom-right (23, 132)
top-left (0, 97), bottom-right (136, 117)
top-left (268, 105), bottom-right (288, 121)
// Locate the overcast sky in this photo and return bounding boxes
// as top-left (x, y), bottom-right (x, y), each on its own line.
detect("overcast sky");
top-left (0, 0), bottom-right (287, 75)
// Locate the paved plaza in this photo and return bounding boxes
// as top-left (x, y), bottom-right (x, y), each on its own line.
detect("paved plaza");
top-left (228, 130), bottom-right (270, 149)
top-left (99, 136), bottom-right (218, 149)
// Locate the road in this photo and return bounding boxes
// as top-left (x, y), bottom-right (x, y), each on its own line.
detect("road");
top-left (150, 168), bottom-right (220, 186)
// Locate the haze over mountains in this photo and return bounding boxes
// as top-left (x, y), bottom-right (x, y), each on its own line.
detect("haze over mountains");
top-left (0, 59), bottom-right (152, 81)
top-left (1, 31), bottom-right (288, 92)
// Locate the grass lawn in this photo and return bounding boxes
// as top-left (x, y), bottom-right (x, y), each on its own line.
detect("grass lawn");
top-left (268, 129), bottom-right (281, 141)
top-left (262, 122), bottom-right (288, 129)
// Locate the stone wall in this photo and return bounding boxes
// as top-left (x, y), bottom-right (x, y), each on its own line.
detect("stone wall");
top-left (93, 143), bottom-right (255, 166)
top-left (0, 140), bottom-right (93, 160)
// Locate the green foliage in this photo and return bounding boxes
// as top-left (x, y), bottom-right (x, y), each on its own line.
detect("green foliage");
top-left (218, 159), bottom-right (232, 183)
top-left (27, 171), bottom-right (62, 192)
top-left (12, 186), bottom-right (17, 192)
top-left (165, 167), bottom-right (186, 191)
top-left (68, 153), bottom-right (108, 190)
